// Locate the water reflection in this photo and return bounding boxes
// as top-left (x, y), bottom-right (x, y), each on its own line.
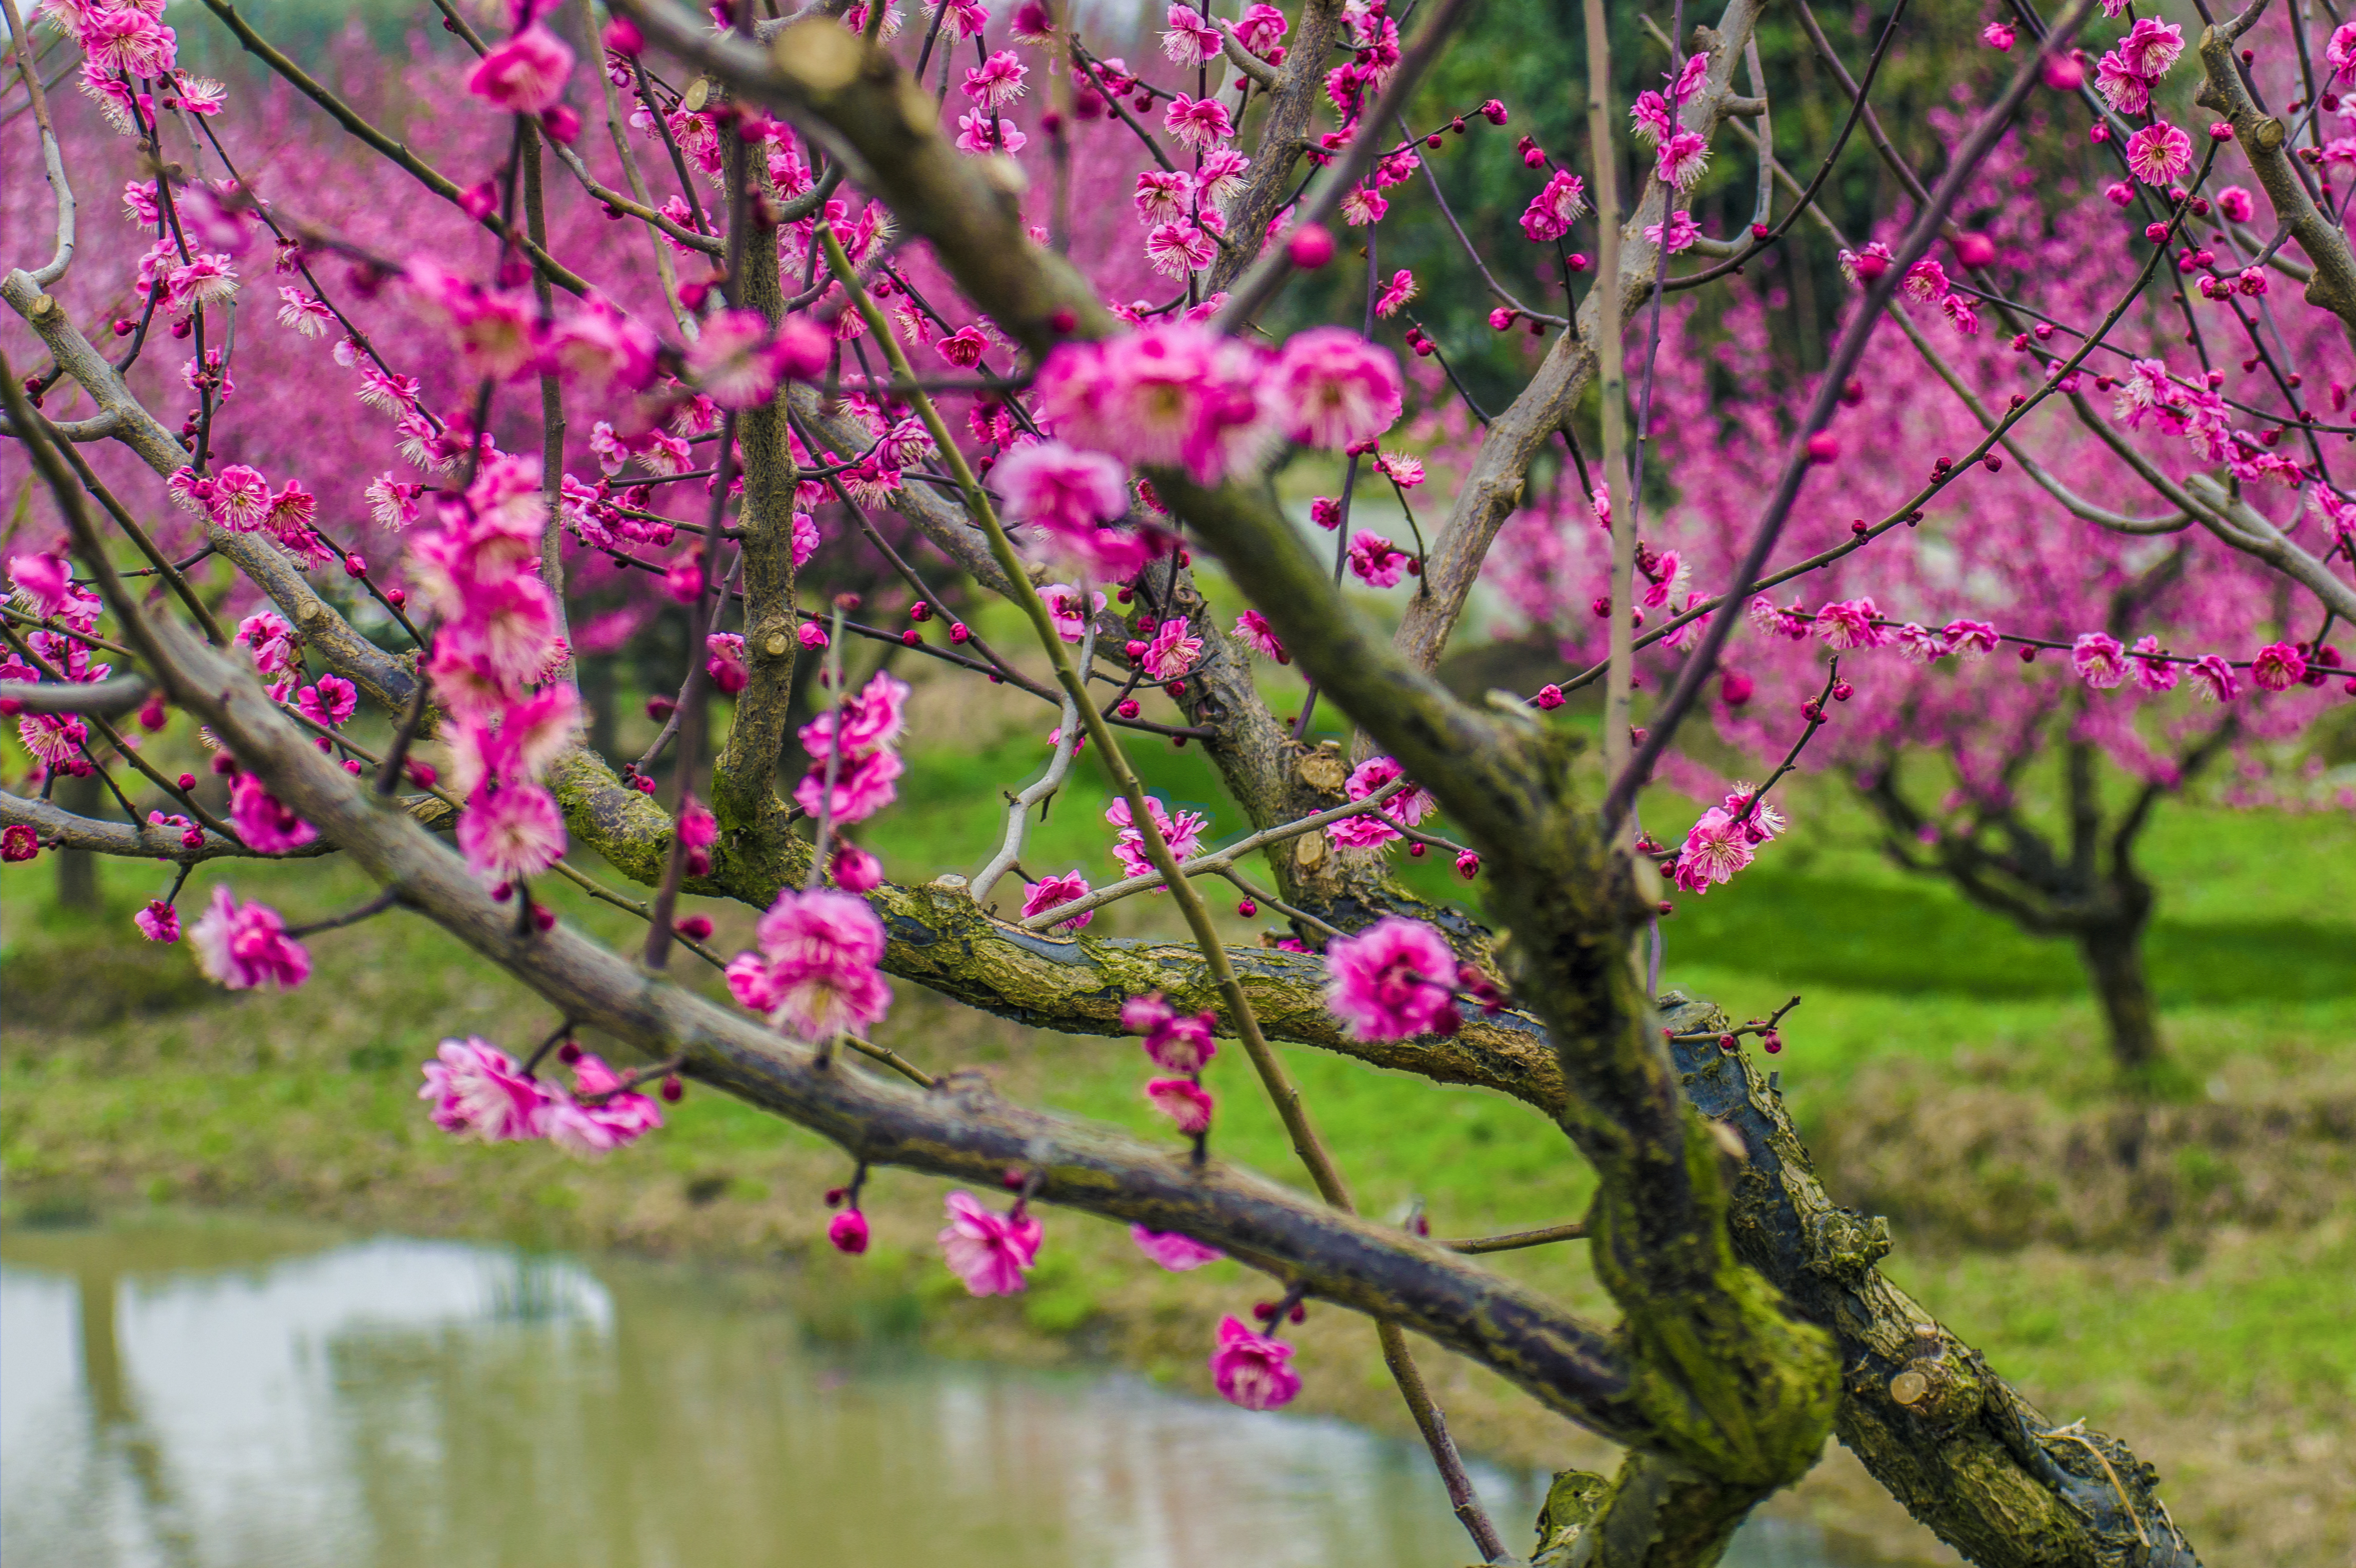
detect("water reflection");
top-left (3, 1219), bottom-right (1854, 1568)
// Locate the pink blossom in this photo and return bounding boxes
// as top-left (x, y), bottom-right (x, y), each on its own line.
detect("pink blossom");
top-left (233, 611), bottom-right (298, 674)
top-left (1163, 93), bottom-right (1233, 149)
top-left (1197, 148), bottom-right (1251, 205)
top-left (1902, 259), bottom-right (1950, 304)
top-left (1943, 619), bottom-right (2000, 659)
top-left (937, 325), bottom-right (990, 366)
top-left (1347, 531), bottom-right (1409, 589)
top-left (1338, 185), bottom-right (1388, 227)
top-left (2216, 185), bottom-right (2256, 223)
top-left (1, 824), bottom-right (37, 863)
top-left (457, 781), bottom-right (567, 883)
top-left (1629, 90), bottom-right (1673, 144)
top-left (2116, 17), bottom-right (2185, 77)
top-left (937, 1190), bottom-right (1043, 1296)
top-left (543, 1051), bottom-right (663, 1158)
top-left (962, 49), bottom-right (1027, 106)
top-left (1814, 598), bottom-right (1887, 650)
top-left (189, 886), bottom-right (311, 991)
top-left (993, 440), bottom-right (1136, 567)
top-left (800, 669), bottom-right (911, 760)
top-left (6, 551), bottom-right (71, 617)
top-left (79, 8), bottom-right (176, 77)
top-left (1209, 1315), bottom-right (1301, 1410)
top-left (1324, 916), bottom-right (1458, 1041)
top-left (2330, 21), bottom-right (2356, 86)
top-left (1643, 210), bottom-right (1702, 254)
top-left (465, 25), bottom-right (574, 114)
top-left (1036, 325), bottom-right (1275, 485)
top-left (2131, 636), bottom-right (2180, 694)
top-left (724, 950), bottom-right (781, 1014)
top-left (954, 109), bottom-right (1026, 155)
top-left (1041, 583), bottom-right (1106, 643)
top-left (418, 1035), bottom-right (548, 1141)
top-left (1161, 4), bottom-right (1222, 64)
top-left (2126, 122), bottom-right (2192, 185)
top-left (1519, 170), bottom-right (1588, 242)
top-left (1123, 992), bottom-right (1219, 1073)
top-left (2250, 641), bottom-right (2307, 691)
top-left (1232, 608), bottom-right (1287, 662)
top-left (2094, 52), bottom-right (2153, 115)
top-left (705, 632), bottom-right (749, 695)
top-left (2071, 632), bottom-right (2129, 689)
top-left (209, 464), bottom-right (271, 531)
top-left (1145, 1076), bottom-right (1215, 1135)
top-left (1671, 807), bottom-right (1755, 894)
top-left (135, 899), bottom-right (181, 943)
top-left (1374, 269), bottom-right (1418, 318)
top-left (793, 747), bottom-right (905, 824)
top-left (685, 309), bottom-right (791, 409)
top-left (1132, 169), bottom-right (1195, 225)
top-left (1346, 755), bottom-right (1435, 825)
top-left (228, 770), bottom-right (318, 852)
top-left (1023, 869), bottom-right (1095, 931)
top-left (1130, 1226), bottom-right (1224, 1270)
top-left (1234, 2), bottom-right (1287, 53)
top-left (738, 886), bottom-right (892, 1040)
top-left (296, 675), bottom-right (358, 728)
top-left (1656, 130), bottom-right (1709, 190)
top-left (2190, 654), bottom-right (2239, 702)
top-left (1145, 219), bottom-right (1221, 278)
top-left (544, 297), bottom-right (658, 396)
top-left (1141, 617), bottom-right (1203, 679)
top-left (1271, 328), bottom-right (1402, 450)
top-left (1720, 783), bottom-right (1787, 842)
top-left (830, 841), bottom-right (885, 892)
top-left (1107, 795), bottom-right (1207, 878)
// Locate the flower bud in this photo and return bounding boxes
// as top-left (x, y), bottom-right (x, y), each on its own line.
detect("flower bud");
top-left (1286, 223), bottom-right (1336, 269)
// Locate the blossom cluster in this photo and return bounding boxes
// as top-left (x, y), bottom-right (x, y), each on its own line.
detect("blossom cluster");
top-left (419, 1035), bottom-right (665, 1159)
top-left (406, 454), bottom-right (577, 890)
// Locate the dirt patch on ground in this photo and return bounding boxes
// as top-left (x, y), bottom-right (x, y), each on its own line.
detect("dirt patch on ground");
top-left (1816, 1057), bottom-right (2356, 1251)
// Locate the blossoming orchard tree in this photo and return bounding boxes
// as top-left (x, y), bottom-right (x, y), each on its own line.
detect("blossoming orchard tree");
top-left (4, 0), bottom-right (2351, 1557)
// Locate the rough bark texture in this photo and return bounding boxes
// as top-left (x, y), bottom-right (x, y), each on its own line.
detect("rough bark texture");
top-left (1658, 993), bottom-right (2203, 1567)
top-left (2077, 916), bottom-right (2162, 1076)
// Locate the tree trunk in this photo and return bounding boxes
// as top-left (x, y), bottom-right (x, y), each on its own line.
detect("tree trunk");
top-left (54, 771), bottom-right (103, 913)
top-left (579, 654), bottom-right (619, 763)
top-left (2076, 917), bottom-right (2163, 1076)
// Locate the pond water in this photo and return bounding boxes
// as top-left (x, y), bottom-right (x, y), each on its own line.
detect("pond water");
top-left (2, 1218), bottom-right (1863, 1568)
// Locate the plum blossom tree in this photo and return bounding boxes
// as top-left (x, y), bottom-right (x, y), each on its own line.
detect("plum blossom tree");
top-left (1480, 82), bottom-right (2350, 1081)
top-left (7, 0), bottom-right (2350, 1560)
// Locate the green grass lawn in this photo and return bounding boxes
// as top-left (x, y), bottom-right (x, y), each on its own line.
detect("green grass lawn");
top-left (4, 708), bottom-right (2352, 1563)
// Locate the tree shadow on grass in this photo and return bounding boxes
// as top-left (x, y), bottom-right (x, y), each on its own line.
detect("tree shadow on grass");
top-left (1664, 872), bottom-right (2354, 1006)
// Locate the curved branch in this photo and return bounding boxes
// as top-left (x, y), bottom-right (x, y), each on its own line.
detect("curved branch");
top-left (0, 787), bottom-right (446, 862)
top-left (135, 601), bottom-right (1661, 1452)
top-left (1, 0), bottom-right (73, 288)
top-left (0, 673), bottom-right (152, 715)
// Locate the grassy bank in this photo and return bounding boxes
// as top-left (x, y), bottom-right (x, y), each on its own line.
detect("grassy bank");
top-left (5, 703), bottom-right (2352, 1563)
